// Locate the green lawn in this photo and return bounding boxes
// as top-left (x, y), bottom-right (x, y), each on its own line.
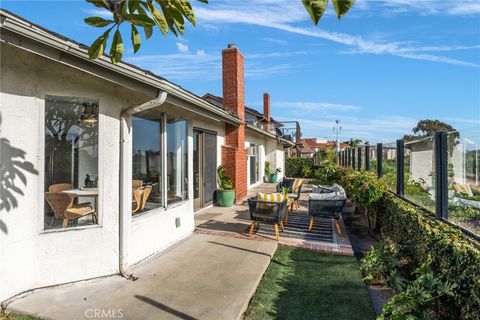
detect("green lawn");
top-left (244, 247), bottom-right (376, 320)
top-left (0, 312), bottom-right (41, 320)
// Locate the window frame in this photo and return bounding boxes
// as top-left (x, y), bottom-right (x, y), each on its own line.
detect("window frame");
top-left (40, 95), bottom-right (102, 233)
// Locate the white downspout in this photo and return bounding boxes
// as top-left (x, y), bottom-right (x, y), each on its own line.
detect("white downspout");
top-left (119, 91), bottom-right (168, 280)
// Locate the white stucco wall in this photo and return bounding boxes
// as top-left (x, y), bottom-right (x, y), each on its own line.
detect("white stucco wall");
top-left (0, 43), bottom-right (222, 301)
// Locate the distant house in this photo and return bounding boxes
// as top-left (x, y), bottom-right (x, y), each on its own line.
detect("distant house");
top-left (299, 138), bottom-right (348, 158)
top-left (0, 10), bottom-right (298, 302)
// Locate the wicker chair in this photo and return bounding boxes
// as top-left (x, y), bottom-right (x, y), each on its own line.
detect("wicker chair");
top-left (45, 192), bottom-right (97, 228)
top-left (247, 196), bottom-right (287, 241)
top-left (132, 185), bottom-right (152, 213)
top-left (48, 183), bottom-right (73, 192)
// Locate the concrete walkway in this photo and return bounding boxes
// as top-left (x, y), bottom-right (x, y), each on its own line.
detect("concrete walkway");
top-left (6, 234), bottom-right (276, 320)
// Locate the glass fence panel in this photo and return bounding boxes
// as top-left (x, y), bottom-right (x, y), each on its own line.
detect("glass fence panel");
top-left (383, 143), bottom-right (397, 191)
top-left (369, 146), bottom-right (377, 173)
top-left (404, 135), bottom-right (436, 212)
top-left (447, 131), bottom-right (480, 236)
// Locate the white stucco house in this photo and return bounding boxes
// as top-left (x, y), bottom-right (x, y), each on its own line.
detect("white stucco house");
top-left (0, 10), bottom-right (297, 303)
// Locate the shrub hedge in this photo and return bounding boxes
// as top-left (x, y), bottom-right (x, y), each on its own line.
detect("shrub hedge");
top-left (334, 168), bottom-right (480, 320)
top-left (285, 157), bottom-right (314, 178)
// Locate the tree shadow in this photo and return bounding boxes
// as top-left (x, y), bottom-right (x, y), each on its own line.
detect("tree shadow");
top-left (0, 111), bottom-right (39, 234)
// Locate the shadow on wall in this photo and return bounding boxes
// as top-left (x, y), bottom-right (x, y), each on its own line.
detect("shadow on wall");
top-left (0, 112), bottom-right (39, 234)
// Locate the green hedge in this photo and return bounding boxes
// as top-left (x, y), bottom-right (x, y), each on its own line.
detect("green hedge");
top-left (285, 157), bottom-right (314, 177)
top-left (335, 168), bottom-right (480, 319)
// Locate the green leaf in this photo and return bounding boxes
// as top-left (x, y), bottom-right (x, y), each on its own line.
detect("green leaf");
top-left (86, 0), bottom-right (111, 10)
top-left (196, 0), bottom-right (208, 3)
top-left (109, 29), bottom-right (124, 63)
top-left (128, 0), bottom-right (140, 13)
top-left (172, 0), bottom-right (196, 25)
top-left (124, 13), bottom-right (155, 27)
top-left (331, 0), bottom-right (355, 19)
top-left (302, 0), bottom-right (328, 25)
top-left (84, 16), bottom-right (114, 27)
top-left (143, 25), bottom-right (153, 39)
top-left (144, 2), bottom-right (169, 35)
top-left (131, 24), bottom-right (141, 53)
top-left (88, 27), bottom-right (113, 59)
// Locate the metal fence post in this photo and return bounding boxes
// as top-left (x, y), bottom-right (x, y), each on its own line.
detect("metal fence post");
top-left (352, 147), bottom-right (356, 170)
top-left (435, 132), bottom-right (448, 219)
top-left (396, 139), bottom-right (405, 196)
top-left (365, 145), bottom-right (370, 171)
top-left (377, 143), bottom-right (383, 178)
top-left (357, 147), bottom-right (362, 171)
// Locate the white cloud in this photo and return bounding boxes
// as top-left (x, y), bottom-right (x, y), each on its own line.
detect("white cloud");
top-left (193, 1), bottom-right (479, 68)
top-left (125, 49), bottom-right (303, 80)
top-left (261, 37), bottom-right (288, 45)
top-left (273, 101), bottom-right (361, 113)
top-left (176, 42), bottom-right (189, 53)
top-left (82, 8), bottom-right (112, 20)
top-left (281, 115), bottom-right (418, 142)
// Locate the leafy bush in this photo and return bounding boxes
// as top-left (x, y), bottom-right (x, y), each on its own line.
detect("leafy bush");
top-left (285, 157), bottom-right (314, 177)
top-left (334, 168), bottom-right (480, 319)
top-left (217, 165), bottom-right (233, 190)
top-left (314, 162), bottom-right (337, 183)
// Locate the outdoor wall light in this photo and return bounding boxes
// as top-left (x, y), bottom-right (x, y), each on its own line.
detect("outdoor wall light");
top-left (80, 102), bottom-right (98, 123)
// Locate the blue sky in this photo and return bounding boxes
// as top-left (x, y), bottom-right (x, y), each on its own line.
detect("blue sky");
top-left (2, 0), bottom-right (479, 145)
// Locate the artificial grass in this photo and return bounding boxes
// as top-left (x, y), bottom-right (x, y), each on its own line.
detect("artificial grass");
top-left (244, 247), bottom-right (376, 320)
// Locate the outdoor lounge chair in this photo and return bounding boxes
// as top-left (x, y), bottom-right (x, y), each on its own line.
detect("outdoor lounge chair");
top-left (276, 178), bottom-right (304, 210)
top-left (247, 194), bottom-right (287, 241)
top-left (308, 184), bottom-right (347, 231)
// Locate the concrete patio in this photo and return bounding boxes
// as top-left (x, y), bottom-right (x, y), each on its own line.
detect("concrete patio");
top-left (5, 234), bottom-right (276, 320)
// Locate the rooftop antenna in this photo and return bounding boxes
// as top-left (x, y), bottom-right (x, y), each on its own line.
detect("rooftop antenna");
top-left (333, 120), bottom-right (342, 152)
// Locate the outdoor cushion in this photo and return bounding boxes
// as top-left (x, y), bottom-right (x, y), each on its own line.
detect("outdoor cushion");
top-left (292, 178), bottom-right (304, 193)
top-left (312, 185), bottom-right (335, 193)
top-left (309, 192), bottom-right (346, 201)
top-left (257, 192), bottom-right (286, 203)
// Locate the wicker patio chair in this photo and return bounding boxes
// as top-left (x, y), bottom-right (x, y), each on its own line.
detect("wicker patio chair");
top-left (45, 192), bottom-right (97, 228)
top-left (247, 195), bottom-right (287, 241)
top-left (48, 183), bottom-right (73, 192)
top-left (132, 185), bottom-right (152, 213)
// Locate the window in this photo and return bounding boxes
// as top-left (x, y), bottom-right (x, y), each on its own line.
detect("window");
top-left (132, 111), bottom-right (163, 215)
top-left (167, 116), bottom-right (188, 205)
top-left (44, 95), bottom-right (99, 230)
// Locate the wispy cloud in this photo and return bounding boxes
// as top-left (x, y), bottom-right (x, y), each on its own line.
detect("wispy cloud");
top-left (176, 42), bottom-right (189, 53)
top-left (260, 37), bottom-right (288, 45)
top-left (126, 49), bottom-right (305, 80)
top-left (356, 0), bottom-right (480, 17)
top-left (193, 1), bottom-right (479, 68)
top-left (278, 114), bottom-right (417, 142)
top-left (82, 8), bottom-right (112, 19)
top-left (273, 101), bottom-right (361, 114)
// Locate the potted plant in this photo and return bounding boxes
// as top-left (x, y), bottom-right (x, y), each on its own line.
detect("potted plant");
top-left (265, 161), bottom-right (281, 183)
top-left (216, 165), bottom-right (235, 207)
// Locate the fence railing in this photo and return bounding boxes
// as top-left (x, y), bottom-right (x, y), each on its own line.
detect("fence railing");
top-left (337, 132), bottom-right (480, 239)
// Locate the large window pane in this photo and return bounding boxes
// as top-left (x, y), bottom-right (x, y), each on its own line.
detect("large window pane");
top-left (167, 116), bottom-right (188, 205)
top-left (132, 111), bottom-right (163, 215)
top-left (44, 95), bottom-right (99, 229)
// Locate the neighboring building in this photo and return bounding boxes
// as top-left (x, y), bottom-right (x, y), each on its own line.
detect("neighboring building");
top-left (0, 10), bottom-right (296, 302)
top-left (299, 138), bottom-right (348, 158)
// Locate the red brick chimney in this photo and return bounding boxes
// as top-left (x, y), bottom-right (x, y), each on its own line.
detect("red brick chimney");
top-left (221, 44), bottom-right (247, 202)
top-left (263, 93), bottom-right (271, 131)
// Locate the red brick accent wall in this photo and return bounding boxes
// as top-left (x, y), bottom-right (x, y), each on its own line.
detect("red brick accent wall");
top-left (221, 45), bottom-right (247, 202)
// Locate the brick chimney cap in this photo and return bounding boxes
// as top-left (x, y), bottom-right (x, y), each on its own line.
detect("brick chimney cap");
top-left (227, 43), bottom-right (237, 49)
